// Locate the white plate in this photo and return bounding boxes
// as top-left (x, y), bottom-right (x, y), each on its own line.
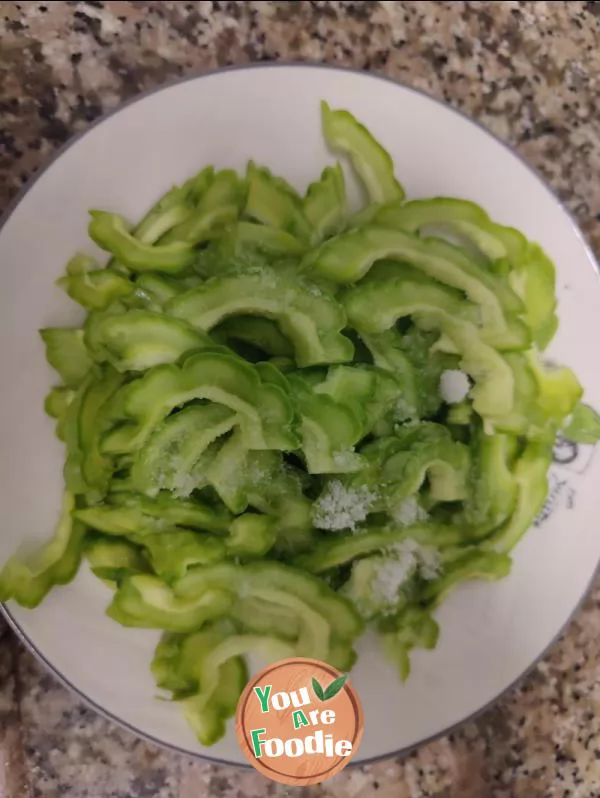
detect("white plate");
top-left (1, 64), bottom-right (599, 765)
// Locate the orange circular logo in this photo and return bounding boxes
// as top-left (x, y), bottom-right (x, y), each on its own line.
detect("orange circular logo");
top-left (235, 657), bottom-right (363, 785)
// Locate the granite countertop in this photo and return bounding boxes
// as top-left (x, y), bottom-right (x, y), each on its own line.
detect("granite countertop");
top-left (1, 1), bottom-right (600, 796)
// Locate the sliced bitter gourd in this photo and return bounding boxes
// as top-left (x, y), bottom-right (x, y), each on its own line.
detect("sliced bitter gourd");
top-left (89, 211), bottom-right (197, 273)
top-left (245, 161), bottom-right (311, 242)
top-left (303, 163), bottom-right (347, 243)
top-left (373, 198), bottom-right (527, 264)
top-left (101, 350), bottom-right (298, 454)
top-left (78, 365), bottom-right (124, 497)
top-left (305, 225), bottom-right (527, 350)
top-left (314, 364), bottom-right (401, 436)
top-left (85, 535), bottom-right (149, 584)
top-left (88, 310), bottom-right (212, 372)
top-left (166, 267), bottom-right (353, 367)
top-left (40, 328), bottom-right (93, 386)
top-left (0, 491), bottom-right (86, 609)
top-left (321, 102), bottom-right (405, 204)
top-left (131, 404), bottom-right (238, 498)
top-left (152, 625), bottom-right (249, 746)
top-left (485, 441), bottom-right (552, 554)
top-left (57, 264), bottom-right (134, 311)
top-left (107, 573), bottom-right (234, 631)
top-left (343, 268), bottom-right (515, 418)
top-left (379, 606), bottom-right (440, 681)
top-left (161, 169), bottom-right (246, 246)
top-left (294, 523), bottom-right (463, 574)
top-left (287, 374), bottom-right (365, 474)
top-left (74, 492), bottom-right (231, 537)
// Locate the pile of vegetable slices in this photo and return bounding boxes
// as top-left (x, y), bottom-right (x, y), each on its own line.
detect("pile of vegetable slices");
top-left (2, 102), bottom-right (600, 746)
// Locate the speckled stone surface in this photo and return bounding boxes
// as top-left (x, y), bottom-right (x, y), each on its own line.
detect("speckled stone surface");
top-left (1, 1), bottom-right (600, 796)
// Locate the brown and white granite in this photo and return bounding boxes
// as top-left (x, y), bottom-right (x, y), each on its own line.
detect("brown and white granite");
top-left (1, 1), bottom-right (600, 796)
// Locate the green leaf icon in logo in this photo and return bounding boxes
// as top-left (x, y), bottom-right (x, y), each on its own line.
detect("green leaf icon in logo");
top-left (323, 674), bottom-right (348, 700)
top-left (311, 677), bottom-right (325, 701)
top-left (312, 674), bottom-right (348, 701)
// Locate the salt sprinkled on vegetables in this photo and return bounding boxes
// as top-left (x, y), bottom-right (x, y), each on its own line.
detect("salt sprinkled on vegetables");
top-left (312, 480), bottom-right (378, 531)
top-left (389, 538), bottom-right (442, 581)
top-left (439, 369), bottom-right (470, 404)
top-left (393, 496), bottom-right (429, 526)
top-left (371, 554), bottom-right (417, 610)
top-left (170, 471), bottom-right (198, 499)
top-left (370, 538), bottom-right (442, 613)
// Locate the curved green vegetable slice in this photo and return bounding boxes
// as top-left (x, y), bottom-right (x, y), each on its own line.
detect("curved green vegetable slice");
top-left (0, 491), bottom-right (86, 608)
top-left (107, 574), bottom-right (234, 631)
top-left (436, 316), bottom-right (515, 418)
top-left (151, 625), bottom-right (222, 695)
top-left (419, 549), bottom-right (512, 606)
top-left (227, 514), bottom-right (277, 558)
top-left (133, 184), bottom-right (194, 245)
top-left (376, 424), bottom-right (471, 506)
top-left (379, 607), bottom-right (440, 681)
top-left (45, 387), bottom-right (74, 419)
top-left (181, 634), bottom-right (290, 745)
top-left (61, 375), bottom-right (92, 495)
top-left (40, 328), bottom-right (93, 386)
top-left (192, 436), bottom-right (314, 555)
top-left (346, 424), bottom-right (469, 516)
top-left (287, 374), bottom-right (365, 473)
top-left (78, 366), bottom-right (124, 496)
top-left (563, 402), bottom-right (600, 444)
top-left (90, 310), bottom-right (211, 372)
top-left (132, 274), bottom-right (182, 308)
top-left (177, 561), bottom-right (364, 651)
top-left (343, 263), bottom-right (476, 331)
top-left (85, 536), bottom-right (149, 584)
top-left (460, 429), bottom-right (518, 538)
top-left (526, 353), bottom-right (582, 423)
top-left (509, 243), bottom-right (558, 349)
top-left (45, 386), bottom-right (75, 441)
top-left (57, 268), bottom-right (134, 311)
top-left (162, 169), bottom-right (246, 245)
top-left (304, 163), bottom-right (347, 243)
top-left (201, 430), bottom-right (251, 514)
top-left (374, 198), bottom-right (527, 263)
top-left (314, 364), bottom-right (401, 435)
top-left (321, 102), bottom-right (405, 204)
top-left (481, 352), bottom-right (580, 440)
top-left (101, 351), bottom-right (297, 454)
top-left (142, 531), bottom-right (227, 583)
top-left (305, 225), bottom-right (526, 349)
top-left (343, 269), bottom-right (515, 417)
top-left (245, 161), bottom-right (311, 241)
top-left (166, 267), bottom-right (353, 367)
top-left (485, 442), bottom-right (552, 554)
top-left (240, 450), bottom-right (315, 555)
top-left (483, 353), bottom-right (541, 437)
top-left (294, 524), bottom-right (463, 574)
top-left (360, 328), bottom-right (442, 422)
top-left (132, 404), bottom-right (238, 498)
top-left (74, 493), bottom-right (230, 537)
top-left (152, 625), bottom-right (250, 745)
top-left (89, 211), bottom-right (197, 273)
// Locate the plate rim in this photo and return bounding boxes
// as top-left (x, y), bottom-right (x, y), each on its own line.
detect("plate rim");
top-left (1, 60), bottom-right (599, 768)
